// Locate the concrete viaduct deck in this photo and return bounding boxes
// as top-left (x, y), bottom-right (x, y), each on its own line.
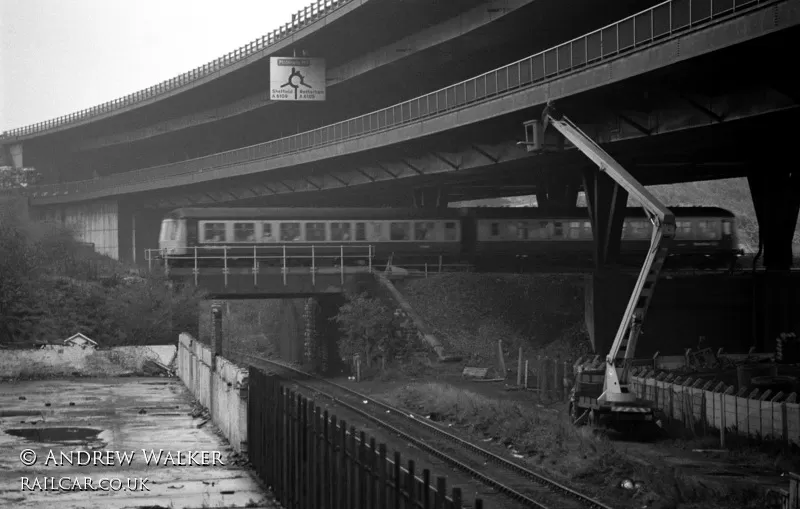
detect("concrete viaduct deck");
top-left (20, 0), bottom-right (799, 208)
top-left (0, 0), bottom-right (379, 141)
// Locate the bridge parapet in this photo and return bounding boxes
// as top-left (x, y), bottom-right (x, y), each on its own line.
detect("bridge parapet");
top-left (23, 0), bottom-right (779, 200)
top-left (147, 244), bottom-right (375, 296)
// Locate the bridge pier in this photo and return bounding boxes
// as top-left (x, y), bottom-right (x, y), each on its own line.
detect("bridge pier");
top-left (0, 142), bottom-right (23, 169)
top-left (587, 272), bottom-right (800, 356)
top-left (129, 206), bottom-right (165, 266)
top-left (30, 197), bottom-right (164, 264)
top-left (303, 295), bottom-right (346, 375)
top-left (33, 198), bottom-right (121, 260)
top-left (748, 169), bottom-right (800, 349)
top-left (582, 170), bottom-right (630, 355)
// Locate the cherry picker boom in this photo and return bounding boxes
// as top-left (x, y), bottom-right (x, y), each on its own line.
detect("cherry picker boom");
top-left (529, 103), bottom-right (676, 425)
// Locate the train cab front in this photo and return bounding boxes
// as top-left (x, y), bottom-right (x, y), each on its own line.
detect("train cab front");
top-left (158, 217), bottom-right (188, 257)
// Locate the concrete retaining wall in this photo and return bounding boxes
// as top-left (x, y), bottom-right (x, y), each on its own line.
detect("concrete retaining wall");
top-left (177, 333), bottom-right (248, 453)
top-left (0, 344), bottom-right (176, 378)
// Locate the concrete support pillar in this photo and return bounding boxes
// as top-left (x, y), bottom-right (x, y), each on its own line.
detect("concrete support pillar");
top-left (585, 270), bottom-right (632, 355)
top-left (583, 169), bottom-right (629, 267)
top-left (274, 299), bottom-right (305, 363)
top-left (582, 169), bottom-right (630, 354)
top-left (1, 143), bottom-right (24, 169)
top-left (748, 169), bottom-right (800, 349)
top-left (0, 144), bottom-right (12, 167)
top-left (118, 201), bottom-right (134, 265)
top-left (133, 208), bottom-right (166, 267)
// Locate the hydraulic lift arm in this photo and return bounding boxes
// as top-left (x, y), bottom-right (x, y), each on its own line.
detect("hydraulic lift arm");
top-left (539, 103), bottom-right (676, 406)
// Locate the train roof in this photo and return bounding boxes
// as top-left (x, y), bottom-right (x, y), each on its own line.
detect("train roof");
top-left (461, 206), bottom-right (736, 219)
top-left (165, 205), bottom-right (735, 220)
top-left (165, 207), bottom-right (464, 220)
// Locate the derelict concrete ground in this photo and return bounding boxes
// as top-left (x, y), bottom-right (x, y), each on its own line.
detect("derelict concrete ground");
top-left (0, 377), bottom-right (275, 509)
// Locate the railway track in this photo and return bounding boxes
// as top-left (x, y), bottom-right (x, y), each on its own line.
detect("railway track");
top-left (233, 352), bottom-right (616, 509)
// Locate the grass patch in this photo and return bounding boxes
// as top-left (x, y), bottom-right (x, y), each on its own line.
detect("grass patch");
top-left (398, 274), bottom-right (586, 363)
top-left (380, 382), bottom-right (778, 509)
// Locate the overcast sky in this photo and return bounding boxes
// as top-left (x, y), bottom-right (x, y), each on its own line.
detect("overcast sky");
top-left (0, 0), bottom-right (311, 131)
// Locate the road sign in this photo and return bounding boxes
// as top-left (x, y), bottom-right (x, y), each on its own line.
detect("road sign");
top-left (270, 57), bottom-right (326, 101)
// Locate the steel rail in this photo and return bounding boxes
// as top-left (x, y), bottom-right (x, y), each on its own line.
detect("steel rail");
top-left (233, 352), bottom-right (616, 509)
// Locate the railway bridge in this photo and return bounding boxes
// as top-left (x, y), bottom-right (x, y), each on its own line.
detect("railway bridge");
top-left (2, 0), bottom-right (798, 355)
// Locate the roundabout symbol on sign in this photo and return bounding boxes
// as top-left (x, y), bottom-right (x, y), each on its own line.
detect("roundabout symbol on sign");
top-left (280, 67), bottom-right (313, 100)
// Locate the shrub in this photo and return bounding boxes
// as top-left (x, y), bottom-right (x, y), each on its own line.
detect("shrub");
top-left (331, 291), bottom-right (419, 370)
top-left (0, 201), bottom-right (205, 346)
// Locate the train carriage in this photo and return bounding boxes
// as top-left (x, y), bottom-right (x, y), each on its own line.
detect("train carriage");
top-left (158, 207), bottom-right (465, 268)
top-left (468, 206), bottom-right (741, 269)
top-left (158, 205), bottom-right (742, 271)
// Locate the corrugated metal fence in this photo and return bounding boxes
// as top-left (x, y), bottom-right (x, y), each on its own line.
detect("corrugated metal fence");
top-left (248, 368), bottom-right (483, 509)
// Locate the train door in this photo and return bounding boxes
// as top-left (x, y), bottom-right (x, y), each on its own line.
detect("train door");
top-left (187, 219), bottom-right (198, 246)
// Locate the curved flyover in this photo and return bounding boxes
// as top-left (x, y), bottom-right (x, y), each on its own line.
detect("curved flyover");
top-left (25, 0), bottom-right (800, 206)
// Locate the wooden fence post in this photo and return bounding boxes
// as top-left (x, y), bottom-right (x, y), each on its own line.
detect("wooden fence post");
top-left (524, 360), bottom-right (529, 389)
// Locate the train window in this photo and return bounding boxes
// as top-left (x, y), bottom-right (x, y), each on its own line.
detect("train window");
top-left (553, 222), bottom-right (563, 237)
top-left (280, 223), bottom-right (302, 242)
top-left (355, 222), bottom-right (366, 241)
top-left (569, 221), bottom-right (581, 239)
top-left (414, 222), bottom-right (436, 241)
top-left (697, 220), bottom-right (718, 240)
top-left (515, 221), bottom-right (529, 240)
top-left (676, 221), bottom-right (692, 239)
top-left (583, 221), bottom-right (592, 239)
top-left (490, 223), bottom-right (500, 237)
top-left (368, 222), bottom-right (383, 241)
top-left (722, 220), bottom-right (732, 236)
top-left (628, 221), bottom-right (649, 238)
top-left (233, 222), bottom-right (256, 242)
top-left (331, 222), bottom-right (352, 241)
top-left (444, 222), bottom-right (458, 241)
top-left (531, 221), bottom-right (549, 239)
top-left (390, 222), bottom-right (411, 241)
top-left (305, 222), bottom-right (326, 242)
top-left (506, 222), bottom-right (518, 238)
top-left (161, 220), bottom-right (178, 241)
top-left (203, 223), bottom-right (226, 243)
top-left (261, 223), bottom-right (275, 242)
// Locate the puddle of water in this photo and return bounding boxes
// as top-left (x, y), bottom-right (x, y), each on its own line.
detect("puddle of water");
top-left (0, 410), bottom-right (43, 417)
top-left (5, 427), bottom-right (102, 444)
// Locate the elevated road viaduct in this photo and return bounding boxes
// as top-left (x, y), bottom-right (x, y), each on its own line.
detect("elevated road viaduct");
top-left (2, 0), bottom-right (798, 356)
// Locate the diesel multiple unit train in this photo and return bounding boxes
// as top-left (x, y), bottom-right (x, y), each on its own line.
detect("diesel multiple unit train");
top-left (157, 206), bottom-right (742, 269)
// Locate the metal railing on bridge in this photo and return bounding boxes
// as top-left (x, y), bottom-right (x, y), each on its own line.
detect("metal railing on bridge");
top-left (1, 0), bottom-right (354, 139)
top-left (26, 0), bottom-right (776, 200)
top-left (146, 244), bottom-right (375, 287)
